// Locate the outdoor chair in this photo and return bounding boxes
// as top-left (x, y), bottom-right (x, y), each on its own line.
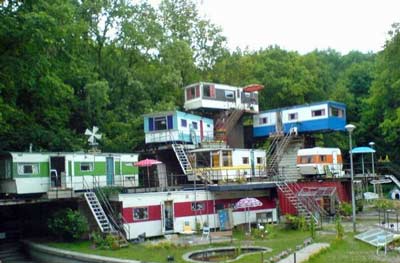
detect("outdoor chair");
top-left (201, 226), bottom-right (210, 240)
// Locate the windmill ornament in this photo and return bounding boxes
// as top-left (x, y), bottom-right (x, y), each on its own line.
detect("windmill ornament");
top-left (85, 126), bottom-right (102, 148)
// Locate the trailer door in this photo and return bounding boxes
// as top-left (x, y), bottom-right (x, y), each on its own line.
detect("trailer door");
top-left (162, 200), bottom-right (174, 233)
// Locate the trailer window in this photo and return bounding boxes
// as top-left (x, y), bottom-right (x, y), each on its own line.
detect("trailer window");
top-left (224, 90), bottom-right (235, 100)
top-left (256, 157), bottom-right (263, 164)
top-left (181, 119), bottom-right (187, 127)
top-left (203, 84), bottom-right (216, 98)
top-left (191, 202), bottom-right (204, 211)
top-left (154, 116), bottom-right (167, 130)
top-left (330, 107), bottom-right (344, 117)
top-left (211, 151), bottom-right (220, 167)
top-left (17, 163), bottom-right (39, 175)
top-left (191, 122), bottom-right (198, 130)
top-left (300, 156), bottom-right (313, 164)
top-left (186, 85), bottom-right (200, 100)
top-left (312, 109), bottom-right (326, 117)
top-left (259, 117), bottom-right (268, 124)
top-left (222, 151), bottom-right (232, 167)
top-left (320, 155), bottom-right (327, 162)
top-left (133, 207), bottom-right (148, 221)
top-left (80, 162), bottom-right (93, 172)
top-left (288, 112), bottom-right (298, 120)
top-left (242, 157), bottom-right (249, 164)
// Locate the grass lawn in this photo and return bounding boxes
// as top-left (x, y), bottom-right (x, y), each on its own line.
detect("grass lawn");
top-left (48, 226), bottom-right (313, 263)
top-left (48, 223), bottom-right (399, 263)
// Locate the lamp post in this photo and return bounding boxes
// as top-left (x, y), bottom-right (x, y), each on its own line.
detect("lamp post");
top-left (369, 142), bottom-right (376, 177)
top-left (345, 124), bottom-right (357, 233)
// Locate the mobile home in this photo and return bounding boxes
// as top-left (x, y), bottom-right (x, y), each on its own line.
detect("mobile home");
top-left (0, 152), bottom-right (139, 195)
top-left (183, 82), bottom-right (260, 113)
top-left (253, 101), bottom-right (346, 137)
top-left (144, 111), bottom-right (214, 144)
top-left (296, 147), bottom-right (344, 177)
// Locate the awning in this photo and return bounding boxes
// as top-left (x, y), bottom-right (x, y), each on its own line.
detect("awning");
top-left (352, 146), bottom-right (376, 154)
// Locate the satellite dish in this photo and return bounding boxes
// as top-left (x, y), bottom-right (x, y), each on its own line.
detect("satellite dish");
top-left (85, 126), bottom-right (102, 146)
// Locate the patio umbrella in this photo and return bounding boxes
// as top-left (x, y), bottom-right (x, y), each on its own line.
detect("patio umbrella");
top-left (234, 197), bottom-right (263, 233)
top-left (134, 159), bottom-right (162, 188)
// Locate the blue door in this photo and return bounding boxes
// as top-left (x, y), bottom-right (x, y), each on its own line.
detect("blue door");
top-left (106, 157), bottom-right (114, 185)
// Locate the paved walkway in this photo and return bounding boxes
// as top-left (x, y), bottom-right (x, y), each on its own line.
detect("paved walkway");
top-left (278, 243), bottom-right (330, 263)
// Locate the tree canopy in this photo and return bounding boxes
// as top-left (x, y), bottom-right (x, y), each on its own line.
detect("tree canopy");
top-left (0, 1), bottom-right (399, 162)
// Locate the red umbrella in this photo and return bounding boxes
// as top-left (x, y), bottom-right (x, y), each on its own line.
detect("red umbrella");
top-left (134, 159), bottom-right (162, 187)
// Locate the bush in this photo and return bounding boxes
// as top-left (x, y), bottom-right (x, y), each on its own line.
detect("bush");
top-left (339, 202), bottom-right (352, 216)
top-left (48, 208), bottom-right (88, 241)
top-left (285, 215), bottom-right (307, 231)
top-left (335, 216), bottom-right (344, 240)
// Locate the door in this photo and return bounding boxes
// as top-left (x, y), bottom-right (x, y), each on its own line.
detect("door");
top-left (106, 157), bottom-right (114, 186)
top-left (276, 111), bottom-right (283, 133)
top-left (200, 120), bottom-right (204, 141)
top-left (163, 200), bottom-right (174, 232)
top-left (50, 156), bottom-right (65, 188)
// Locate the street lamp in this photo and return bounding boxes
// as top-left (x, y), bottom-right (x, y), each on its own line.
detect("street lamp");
top-left (369, 142), bottom-right (376, 177)
top-left (345, 124), bottom-right (357, 233)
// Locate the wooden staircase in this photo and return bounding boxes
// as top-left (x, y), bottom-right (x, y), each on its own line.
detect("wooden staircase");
top-left (214, 109), bottom-right (244, 141)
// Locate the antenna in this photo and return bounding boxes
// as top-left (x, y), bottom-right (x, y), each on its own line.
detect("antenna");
top-left (85, 126), bottom-right (102, 148)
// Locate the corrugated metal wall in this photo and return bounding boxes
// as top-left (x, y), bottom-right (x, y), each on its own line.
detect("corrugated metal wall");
top-left (278, 180), bottom-right (350, 215)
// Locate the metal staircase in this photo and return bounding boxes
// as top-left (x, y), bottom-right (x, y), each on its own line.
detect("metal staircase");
top-left (83, 178), bottom-right (129, 247)
top-left (266, 129), bottom-right (295, 178)
top-left (84, 192), bottom-right (112, 233)
top-left (214, 109), bottom-right (244, 141)
top-left (276, 180), bottom-right (320, 223)
top-left (172, 141), bottom-right (212, 183)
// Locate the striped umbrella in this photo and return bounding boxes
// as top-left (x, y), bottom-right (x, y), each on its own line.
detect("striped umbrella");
top-left (235, 197), bottom-right (263, 233)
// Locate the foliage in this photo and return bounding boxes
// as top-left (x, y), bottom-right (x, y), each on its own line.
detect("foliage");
top-left (373, 198), bottom-right (396, 210)
top-left (285, 215), bottom-right (307, 231)
top-left (90, 231), bottom-right (107, 249)
top-left (310, 217), bottom-right (316, 239)
top-left (335, 216), bottom-right (344, 240)
top-left (339, 202), bottom-right (352, 216)
top-left (48, 208), bottom-right (88, 241)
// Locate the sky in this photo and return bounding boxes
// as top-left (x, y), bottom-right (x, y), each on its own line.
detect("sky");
top-left (197, 0), bottom-right (400, 54)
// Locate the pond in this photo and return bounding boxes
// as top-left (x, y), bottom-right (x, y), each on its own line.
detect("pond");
top-left (183, 246), bottom-right (271, 263)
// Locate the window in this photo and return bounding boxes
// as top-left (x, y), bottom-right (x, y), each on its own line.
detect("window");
top-left (191, 202), bottom-right (204, 211)
top-left (192, 122), bottom-right (198, 130)
top-left (320, 155), bottom-right (327, 162)
top-left (154, 116), bottom-right (167, 130)
top-left (330, 107), bottom-right (344, 117)
top-left (203, 84), bottom-right (216, 98)
top-left (312, 109), bottom-right (326, 117)
top-left (300, 156), bottom-right (313, 164)
top-left (224, 90), bottom-right (235, 100)
top-left (222, 151), bottom-right (232, 167)
top-left (181, 119), bottom-right (187, 127)
top-left (17, 163), bottom-right (39, 175)
top-left (80, 162), bottom-right (93, 172)
top-left (133, 207), bottom-right (148, 220)
top-left (242, 157), bottom-right (249, 164)
top-left (0, 160), bottom-right (12, 179)
top-left (211, 151), bottom-right (220, 167)
top-left (288, 112), bottom-right (298, 121)
top-left (256, 157), bottom-right (263, 164)
top-left (259, 117), bottom-right (268, 124)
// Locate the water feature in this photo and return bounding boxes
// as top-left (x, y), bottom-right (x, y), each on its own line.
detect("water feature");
top-left (183, 246), bottom-right (271, 263)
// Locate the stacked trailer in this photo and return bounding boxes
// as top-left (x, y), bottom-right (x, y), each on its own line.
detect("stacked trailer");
top-left (0, 152), bottom-right (139, 195)
top-left (253, 101), bottom-right (346, 137)
top-left (117, 189), bottom-right (277, 239)
top-left (144, 111), bottom-right (214, 145)
top-left (183, 82), bottom-right (260, 113)
top-left (188, 147), bottom-right (266, 182)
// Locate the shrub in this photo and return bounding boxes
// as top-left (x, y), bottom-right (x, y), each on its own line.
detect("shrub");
top-left (48, 208), bottom-right (88, 241)
top-left (339, 202), bottom-right (352, 216)
top-left (90, 231), bottom-right (107, 249)
top-left (335, 216), bottom-right (344, 240)
top-left (285, 215), bottom-right (307, 231)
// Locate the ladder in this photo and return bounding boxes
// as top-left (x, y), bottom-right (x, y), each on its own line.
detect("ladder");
top-left (83, 178), bottom-right (129, 247)
top-left (84, 192), bottom-right (112, 233)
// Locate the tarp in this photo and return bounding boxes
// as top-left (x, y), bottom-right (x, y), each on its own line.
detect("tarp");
top-left (351, 146), bottom-right (376, 154)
